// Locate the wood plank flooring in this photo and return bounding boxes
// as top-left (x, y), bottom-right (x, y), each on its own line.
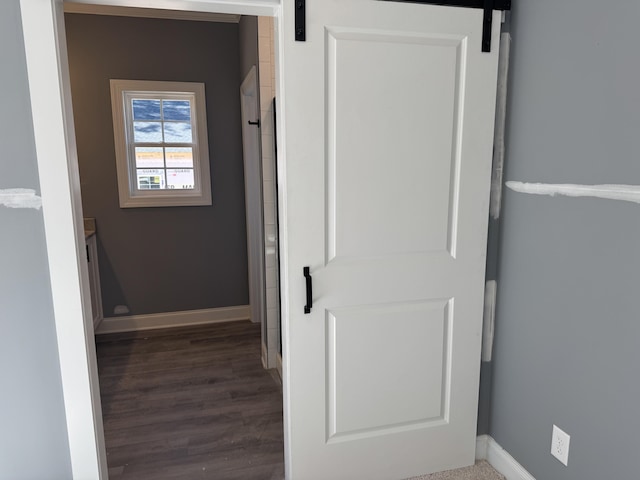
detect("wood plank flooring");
top-left (96, 321), bottom-right (284, 479)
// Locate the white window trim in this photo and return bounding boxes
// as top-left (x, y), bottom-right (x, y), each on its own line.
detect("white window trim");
top-left (110, 79), bottom-right (212, 208)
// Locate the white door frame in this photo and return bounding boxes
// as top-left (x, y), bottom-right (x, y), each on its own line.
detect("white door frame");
top-left (240, 66), bottom-right (267, 333)
top-left (19, 1), bottom-right (286, 479)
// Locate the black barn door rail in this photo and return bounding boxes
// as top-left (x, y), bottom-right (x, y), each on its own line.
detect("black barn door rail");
top-left (293, 0), bottom-right (511, 52)
top-left (295, 0), bottom-right (306, 41)
top-left (381, 0), bottom-right (511, 52)
top-left (383, 0), bottom-right (510, 8)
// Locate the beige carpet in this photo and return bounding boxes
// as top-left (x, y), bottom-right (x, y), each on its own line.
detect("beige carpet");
top-left (406, 461), bottom-right (505, 480)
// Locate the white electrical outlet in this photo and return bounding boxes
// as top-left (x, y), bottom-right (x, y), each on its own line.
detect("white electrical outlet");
top-left (113, 305), bottom-right (130, 315)
top-left (551, 424), bottom-right (571, 466)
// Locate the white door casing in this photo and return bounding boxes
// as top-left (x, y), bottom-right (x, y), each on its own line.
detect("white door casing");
top-left (241, 65), bottom-right (267, 333)
top-left (20, 1), bottom-right (278, 479)
top-left (280, 1), bottom-right (501, 479)
top-left (19, 1), bottom-right (108, 478)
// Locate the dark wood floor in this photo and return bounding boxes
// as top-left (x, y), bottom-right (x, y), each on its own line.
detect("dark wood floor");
top-left (96, 321), bottom-right (284, 479)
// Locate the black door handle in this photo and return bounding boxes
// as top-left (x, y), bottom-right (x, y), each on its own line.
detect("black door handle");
top-left (304, 266), bottom-right (312, 314)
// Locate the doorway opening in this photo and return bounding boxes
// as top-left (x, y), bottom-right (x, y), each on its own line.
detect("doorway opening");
top-left (37, 4), bottom-right (281, 472)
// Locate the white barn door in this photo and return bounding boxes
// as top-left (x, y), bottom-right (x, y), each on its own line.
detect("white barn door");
top-left (280, 0), bottom-right (502, 479)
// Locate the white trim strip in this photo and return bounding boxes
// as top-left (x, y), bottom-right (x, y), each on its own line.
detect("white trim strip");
top-left (482, 280), bottom-right (497, 363)
top-left (506, 181), bottom-right (640, 204)
top-left (61, 0), bottom-right (279, 17)
top-left (95, 305), bottom-right (251, 334)
top-left (63, 3), bottom-right (242, 23)
top-left (476, 435), bottom-right (537, 480)
top-left (489, 33), bottom-right (510, 220)
top-left (0, 188), bottom-right (42, 209)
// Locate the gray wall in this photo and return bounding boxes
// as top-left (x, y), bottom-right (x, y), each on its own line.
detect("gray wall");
top-left (8, 2), bottom-right (638, 478)
top-left (239, 15), bottom-right (259, 82)
top-left (489, 1), bottom-right (640, 479)
top-left (0, 1), bottom-right (72, 478)
top-left (65, 14), bottom-right (249, 316)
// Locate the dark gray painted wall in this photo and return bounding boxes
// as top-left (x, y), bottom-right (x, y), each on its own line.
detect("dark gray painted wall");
top-left (490, 1), bottom-right (640, 478)
top-left (239, 16), bottom-right (259, 82)
top-left (0, 1), bottom-right (72, 478)
top-left (65, 14), bottom-right (249, 316)
top-left (476, 361), bottom-right (492, 435)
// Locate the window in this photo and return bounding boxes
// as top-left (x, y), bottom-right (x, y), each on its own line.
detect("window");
top-left (110, 80), bottom-right (212, 207)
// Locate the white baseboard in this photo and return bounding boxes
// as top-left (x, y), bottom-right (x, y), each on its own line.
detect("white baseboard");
top-left (477, 435), bottom-right (536, 480)
top-left (476, 435), bottom-right (490, 460)
top-left (95, 305), bottom-right (250, 334)
top-left (261, 341), bottom-right (268, 369)
top-left (276, 352), bottom-right (283, 378)
top-left (93, 314), bottom-right (103, 331)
